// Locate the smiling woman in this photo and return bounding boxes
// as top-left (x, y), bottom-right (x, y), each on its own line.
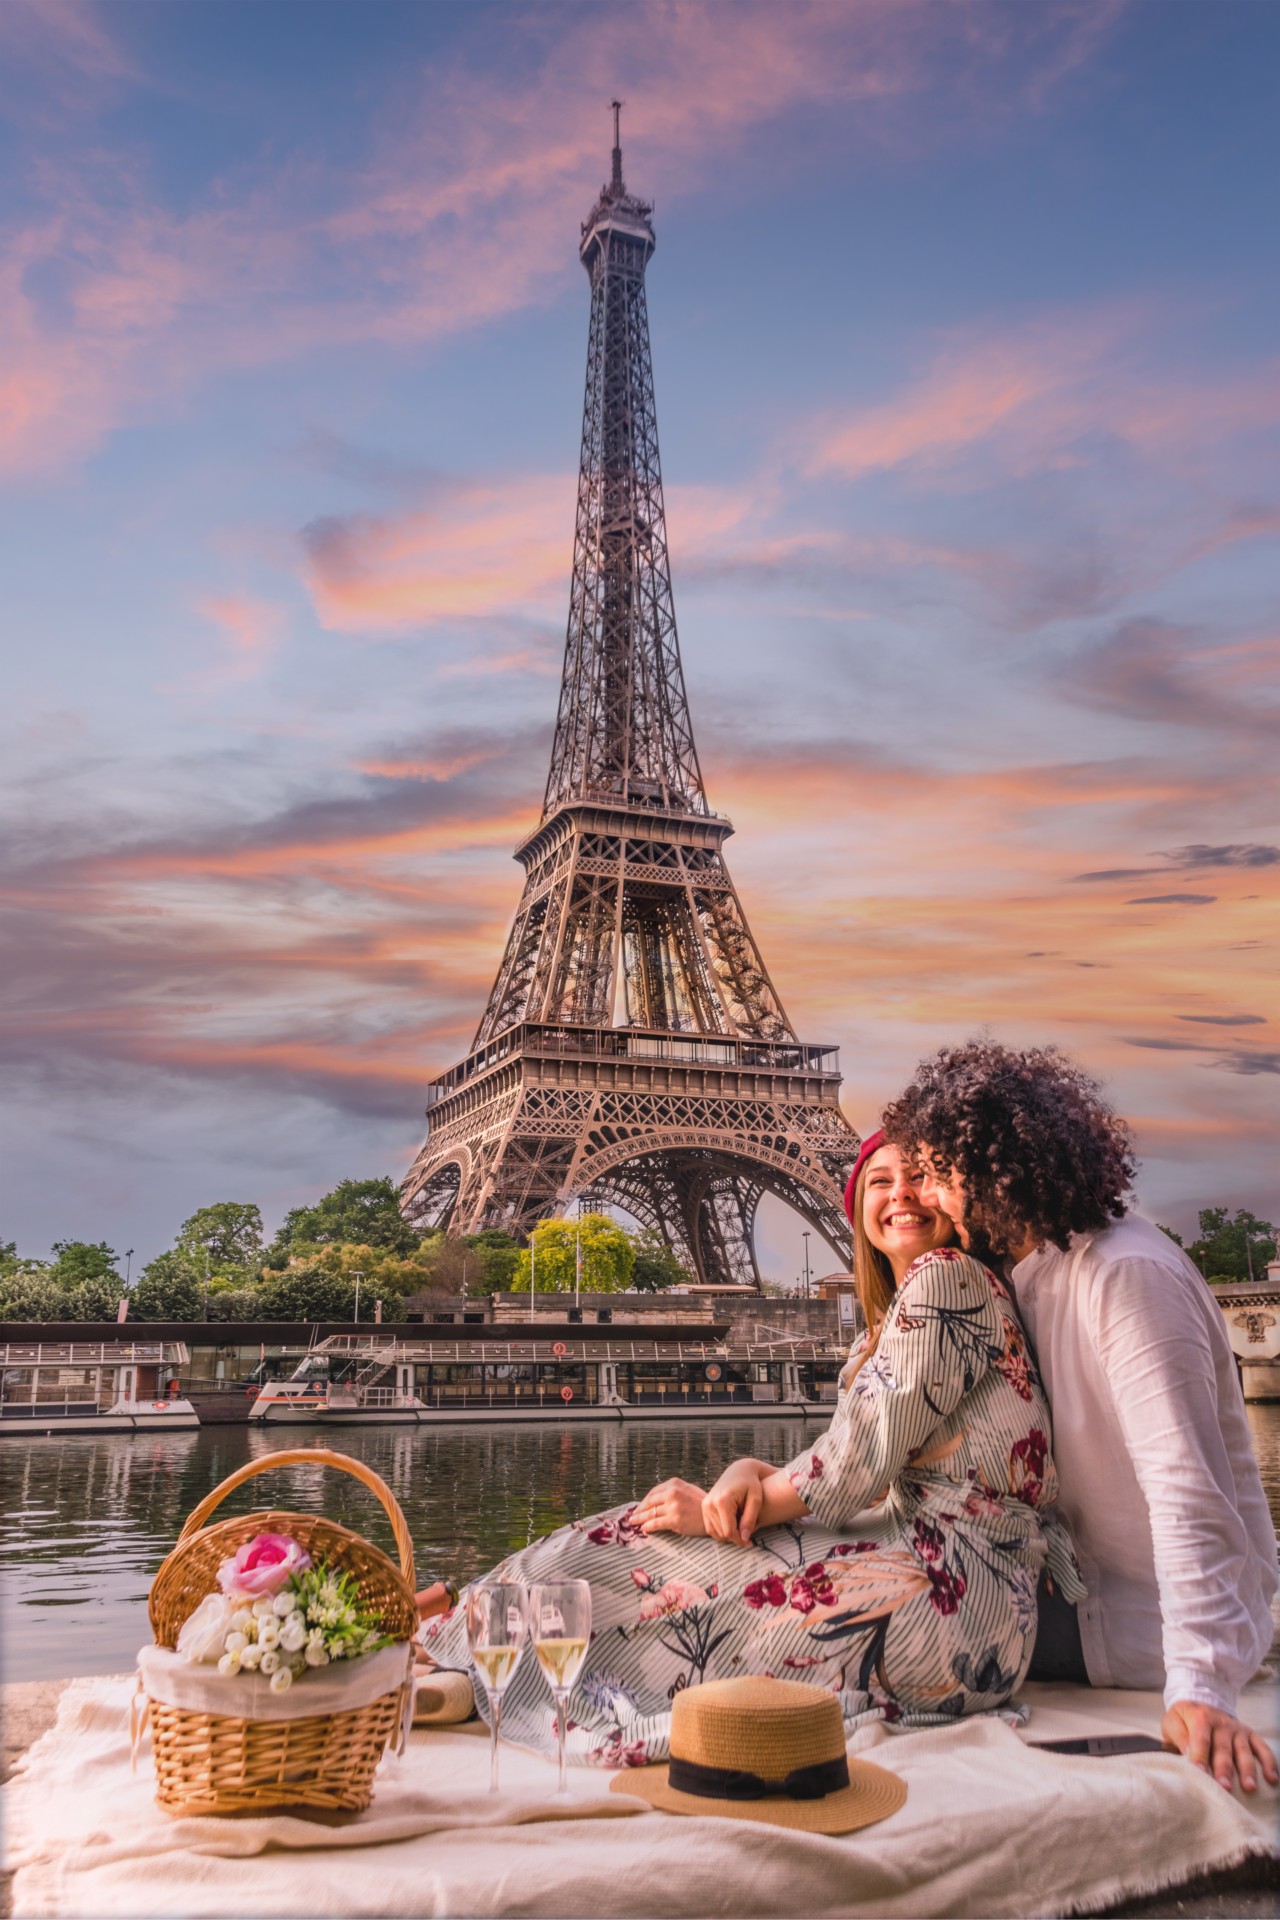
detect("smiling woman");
top-left (845, 1130), bottom-right (955, 1378)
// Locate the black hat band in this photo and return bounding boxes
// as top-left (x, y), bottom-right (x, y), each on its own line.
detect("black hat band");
top-left (666, 1753), bottom-right (851, 1803)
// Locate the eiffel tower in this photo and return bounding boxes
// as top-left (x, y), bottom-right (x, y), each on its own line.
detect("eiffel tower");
top-left (401, 109), bottom-right (859, 1286)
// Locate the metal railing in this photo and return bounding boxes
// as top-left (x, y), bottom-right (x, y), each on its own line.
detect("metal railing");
top-left (426, 1024), bottom-right (841, 1102)
top-left (0, 1340), bottom-right (188, 1367)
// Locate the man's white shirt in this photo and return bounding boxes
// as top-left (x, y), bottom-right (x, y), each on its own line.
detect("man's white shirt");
top-left (1011, 1213), bottom-right (1277, 1713)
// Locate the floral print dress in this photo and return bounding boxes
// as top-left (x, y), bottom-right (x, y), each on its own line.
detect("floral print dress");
top-left (422, 1249), bottom-right (1082, 1766)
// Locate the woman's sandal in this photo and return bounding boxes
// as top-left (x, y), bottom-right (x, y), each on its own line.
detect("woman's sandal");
top-left (414, 1577), bottom-right (460, 1621)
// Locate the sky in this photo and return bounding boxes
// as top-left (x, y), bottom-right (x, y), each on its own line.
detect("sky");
top-left (1, 0), bottom-right (1277, 1281)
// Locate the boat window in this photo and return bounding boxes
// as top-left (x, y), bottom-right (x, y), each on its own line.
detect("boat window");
top-left (288, 1356), bottom-right (330, 1380)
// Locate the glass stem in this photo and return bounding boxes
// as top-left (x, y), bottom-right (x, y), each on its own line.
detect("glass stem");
top-left (555, 1688), bottom-right (568, 1792)
top-left (489, 1689), bottom-right (502, 1793)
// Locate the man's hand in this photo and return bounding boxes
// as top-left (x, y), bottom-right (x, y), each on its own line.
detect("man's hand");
top-left (702, 1463), bottom-right (767, 1544)
top-left (1160, 1700), bottom-right (1279, 1793)
top-left (632, 1477), bottom-right (708, 1536)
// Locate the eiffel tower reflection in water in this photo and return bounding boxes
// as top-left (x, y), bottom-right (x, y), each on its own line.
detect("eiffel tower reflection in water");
top-left (401, 109), bottom-right (860, 1287)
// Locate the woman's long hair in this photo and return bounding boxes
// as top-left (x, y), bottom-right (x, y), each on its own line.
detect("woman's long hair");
top-left (844, 1162), bottom-right (899, 1384)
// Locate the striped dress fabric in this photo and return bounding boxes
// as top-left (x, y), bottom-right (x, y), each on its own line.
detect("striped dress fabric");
top-left (422, 1249), bottom-right (1083, 1766)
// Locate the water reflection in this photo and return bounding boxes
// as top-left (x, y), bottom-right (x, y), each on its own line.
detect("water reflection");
top-left (3, 1407), bottom-right (1277, 1684)
top-left (0, 1417), bottom-right (824, 1682)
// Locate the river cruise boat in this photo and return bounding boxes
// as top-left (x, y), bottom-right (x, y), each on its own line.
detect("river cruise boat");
top-left (247, 1327), bottom-right (841, 1425)
top-left (0, 1339), bottom-right (198, 1435)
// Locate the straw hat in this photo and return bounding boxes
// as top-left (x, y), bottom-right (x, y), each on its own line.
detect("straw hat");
top-left (609, 1677), bottom-right (906, 1833)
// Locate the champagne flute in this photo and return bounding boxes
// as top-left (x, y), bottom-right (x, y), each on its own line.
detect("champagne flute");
top-left (530, 1579), bottom-right (592, 1793)
top-left (465, 1580), bottom-right (529, 1793)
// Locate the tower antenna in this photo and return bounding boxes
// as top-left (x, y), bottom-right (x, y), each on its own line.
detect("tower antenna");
top-left (610, 99), bottom-right (624, 193)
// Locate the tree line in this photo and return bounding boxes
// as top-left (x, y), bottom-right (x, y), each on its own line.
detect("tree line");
top-left (0, 1177), bottom-right (694, 1322)
top-left (2, 1188), bottom-right (1271, 1324)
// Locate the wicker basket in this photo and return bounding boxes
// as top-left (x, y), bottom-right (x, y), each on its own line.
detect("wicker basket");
top-left (144, 1446), bottom-right (418, 1817)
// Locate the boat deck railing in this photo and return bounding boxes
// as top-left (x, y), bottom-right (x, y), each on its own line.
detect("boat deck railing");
top-left (0, 1340), bottom-right (190, 1367)
top-left (313, 1334), bottom-right (835, 1365)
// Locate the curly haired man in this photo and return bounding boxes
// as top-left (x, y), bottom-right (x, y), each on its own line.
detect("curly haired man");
top-left (884, 1041), bottom-right (1278, 1796)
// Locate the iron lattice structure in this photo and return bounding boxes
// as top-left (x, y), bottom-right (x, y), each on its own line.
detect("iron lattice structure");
top-left (402, 115), bottom-right (859, 1285)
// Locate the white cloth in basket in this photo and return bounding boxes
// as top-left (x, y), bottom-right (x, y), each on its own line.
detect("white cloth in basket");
top-left (137, 1642), bottom-right (413, 1721)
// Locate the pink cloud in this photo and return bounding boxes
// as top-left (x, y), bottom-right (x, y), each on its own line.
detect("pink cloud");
top-left (299, 473), bottom-right (789, 635)
top-left (807, 307), bottom-right (1280, 486)
top-left (0, 2), bottom-right (1132, 478)
top-left (189, 594), bottom-right (285, 688)
top-left (303, 477), bottom-right (574, 632)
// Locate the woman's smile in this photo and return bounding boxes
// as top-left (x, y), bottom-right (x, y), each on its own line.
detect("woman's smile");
top-left (862, 1144), bottom-right (951, 1272)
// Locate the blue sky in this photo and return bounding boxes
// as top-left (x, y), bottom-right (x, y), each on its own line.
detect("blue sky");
top-left (1, 0), bottom-right (1277, 1277)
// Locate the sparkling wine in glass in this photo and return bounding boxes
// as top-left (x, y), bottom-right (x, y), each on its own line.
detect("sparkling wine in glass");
top-left (465, 1580), bottom-right (529, 1793)
top-left (530, 1579), bottom-right (592, 1793)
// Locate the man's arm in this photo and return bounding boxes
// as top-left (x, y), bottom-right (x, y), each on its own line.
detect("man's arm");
top-left (1094, 1256), bottom-right (1277, 1791)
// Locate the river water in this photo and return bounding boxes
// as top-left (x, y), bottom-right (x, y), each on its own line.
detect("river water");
top-left (2, 1407), bottom-right (1278, 1685)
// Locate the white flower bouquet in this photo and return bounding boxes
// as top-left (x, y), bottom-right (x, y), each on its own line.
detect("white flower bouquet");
top-left (176, 1530), bottom-right (391, 1695)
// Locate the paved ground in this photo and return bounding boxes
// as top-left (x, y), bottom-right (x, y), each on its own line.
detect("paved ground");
top-left (2, 1681), bottom-right (66, 1920)
top-left (1, 1678), bottom-right (1275, 1919)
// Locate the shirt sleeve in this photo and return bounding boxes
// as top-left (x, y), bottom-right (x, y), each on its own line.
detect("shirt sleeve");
top-left (1090, 1257), bottom-right (1267, 1715)
top-left (782, 1250), bottom-right (1003, 1531)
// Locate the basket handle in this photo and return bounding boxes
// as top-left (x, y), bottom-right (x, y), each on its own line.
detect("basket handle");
top-left (176, 1447), bottom-right (416, 1590)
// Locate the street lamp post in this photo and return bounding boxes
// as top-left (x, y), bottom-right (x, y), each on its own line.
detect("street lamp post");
top-left (352, 1270), bottom-right (363, 1324)
top-left (575, 1199), bottom-right (583, 1311)
top-left (802, 1231), bottom-right (811, 1301)
top-left (124, 1248), bottom-right (134, 1289)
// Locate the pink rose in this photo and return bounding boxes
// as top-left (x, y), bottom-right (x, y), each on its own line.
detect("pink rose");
top-left (217, 1531), bottom-right (311, 1598)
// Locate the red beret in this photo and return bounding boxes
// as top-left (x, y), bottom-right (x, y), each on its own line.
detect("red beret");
top-left (843, 1128), bottom-right (886, 1226)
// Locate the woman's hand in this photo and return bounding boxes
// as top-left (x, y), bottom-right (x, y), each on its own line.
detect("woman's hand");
top-left (1160, 1700), bottom-right (1279, 1793)
top-left (702, 1462), bottom-right (768, 1544)
top-left (632, 1477), bottom-right (709, 1536)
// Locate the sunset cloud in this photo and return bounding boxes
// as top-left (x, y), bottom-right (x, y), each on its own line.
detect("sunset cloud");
top-left (807, 309), bottom-right (1280, 487)
top-left (4, 0), bottom-right (1277, 1264)
top-left (0, 2), bottom-right (1136, 479)
top-left (302, 478), bottom-right (574, 632)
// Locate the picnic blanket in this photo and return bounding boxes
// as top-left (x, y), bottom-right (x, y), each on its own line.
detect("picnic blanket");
top-left (5, 1671), bottom-right (1276, 1918)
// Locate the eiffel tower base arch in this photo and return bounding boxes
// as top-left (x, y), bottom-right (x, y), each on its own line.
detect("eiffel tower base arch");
top-left (402, 1067), bottom-right (855, 1289)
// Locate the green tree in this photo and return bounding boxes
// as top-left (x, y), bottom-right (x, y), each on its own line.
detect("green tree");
top-left (50, 1241), bottom-right (120, 1287)
top-left (67, 1275), bottom-right (125, 1320)
top-left (406, 1231), bottom-right (519, 1298)
top-left (0, 1267), bottom-right (65, 1321)
top-left (465, 1230), bottom-right (521, 1296)
top-left (177, 1203), bottom-right (263, 1273)
top-left (133, 1251), bottom-right (203, 1320)
top-left (511, 1214), bottom-right (635, 1293)
top-left (259, 1264), bottom-right (358, 1322)
top-left (1187, 1208), bottom-right (1276, 1285)
top-left (204, 1284), bottom-right (267, 1322)
top-left (629, 1228), bottom-right (692, 1293)
top-left (264, 1178), bottom-right (418, 1266)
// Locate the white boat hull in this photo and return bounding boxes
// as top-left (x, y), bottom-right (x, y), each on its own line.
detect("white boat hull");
top-left (0, 1399), bottom-right (199, 1436)
top-left (247, 1399), bottom-right (823, 1427)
